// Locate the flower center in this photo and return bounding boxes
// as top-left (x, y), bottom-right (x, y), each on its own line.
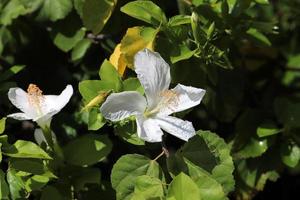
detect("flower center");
top-left (27, 84), bottom-right (44, 116)
top-left (144, 90), bottom-right (179, 117)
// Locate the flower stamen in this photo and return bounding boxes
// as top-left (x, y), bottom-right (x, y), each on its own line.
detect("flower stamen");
top-left (144, 90), bottom-right (179, 117)
top-left (158, 90), bottom-right (179, 112)
top-left (27, 84), bottom-right (44, 116)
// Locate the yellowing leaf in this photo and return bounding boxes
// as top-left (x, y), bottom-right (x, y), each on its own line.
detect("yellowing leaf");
top-left (81, 90), bottom-right (112, 112)
top-left (109, 26), bottom-right (158, 77)
top-left (109, 44), bottom-right (127, 76)
top-left (120, 26), bottom-right (158, 68)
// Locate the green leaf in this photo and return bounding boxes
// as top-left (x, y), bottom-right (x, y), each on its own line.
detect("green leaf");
top-left (52, 16), bottom-right (86, 52)
top-left (274, 98), bottom-right (300, 129)
top-left (9, 158), bottom-right (56, 177)
top-left (181, 130), bottom-right (235, 194)
top-left (87, 108), bottom-right (105, 130)
top-left (121, 1), bottom-right (167, 26)
top-left (120, 26), bottom-right (157, 68)
top-left (247, 28), bottom-right (271, 46)
top-left (236, 158), bottom-right (279, 198)
top-left (184, 159), bottom-right (226, 200)
top-left (0, 143), bottom-right (2, 163)
top-left (287, 54), bottom-right (300, 68)
top-left (167, 172), bottom-right (201, 200)
top-left (115, 120), bottom-right (145, 146)
top-left (7, 169), bottom-right (27, 200)
top-left (40, 186), bottom-right (65, 200)
top-left (170, 44), bottom-right (196, 63)
top-left (168, 15), bottom-right (191, 27)
top-left (0, 169), bottom-right (9, 199)
top-left (191, 12), bottom-right (205, 45)
top-left (232, 0), bottom-right (252, 17)
top-left (0, 82), bottom-right (17, 92)
top-left (191, 0), bottom-right (218, 6)
top-left (226, 0), bottom-right (237, 12)
top-left (3, 140), bottom-right (52, 159)
top-left (79, 80), bottom-right (115, 101)
top-left (71, 38), bottom-right (92, 61)
top-left (36, 0), bottom-right (72, 22)
top-left (281, 141), bottom-right (300, 168)
top-left (99, 59), bottom-right (123, 91)
top-left (123, 78), bottom-right (144, 94)
top-left (82, 0), bottom-right (117, 34)
top-left (257, 122), bottom-right (281, 137)
top-left (25, 175), bottom-right (50, 192)
top-left (255, 0), bottom-right (269, 4)
top-left (132, 175), bottom-right (164, 199)
top-left (0, 117), bottom-right (6, 134)
top-left (74, 0), bottom-right (84, 18)
top-left (233, 109), bottom-right (269, 158)
top-left (0, 0), bottom-right (28, 25)
top-left (111, 154), bottom-right (165, 200)
top-left (63, 134), bottom-right (112, 166)
top-left (0, 65), bottom-right (25, 82)
top-left (235, 137), bottom-right (269, 159)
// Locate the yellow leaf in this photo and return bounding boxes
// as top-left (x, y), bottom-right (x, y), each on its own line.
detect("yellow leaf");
top-left (109, 44), bottom-right (127, 76)
top-left (120, 26), bottom-right (158, 68)
top-left (109, 26), bottom-right (158, 77)
top-left (81, 90), bottom-right (112, 112)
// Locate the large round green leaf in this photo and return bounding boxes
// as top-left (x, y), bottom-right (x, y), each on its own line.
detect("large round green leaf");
top-left (167, 172), bottom-right (201, 200)
top-left (111, 154), bottom-right (165, 200)
top-left (131, 175), bottom-right (164, 200)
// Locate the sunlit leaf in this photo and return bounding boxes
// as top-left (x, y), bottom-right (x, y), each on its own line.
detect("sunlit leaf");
top-left (167, 172), bottom-right (201, 200)
top-left (281, 141), bottom-right (300, 168)
top-left (111, 154), bottom-right (165, 200)
top-left (120, 26), bottom-right (157, 68)
top-left (36, 0), bottom-right (72, 22)
top-left (99, 59), bottom-right (123, 91)
top-left (257, 121), bottom-right (281, 137)
top-left (0, 118), bottom-right (6, 134)
top-left (109, 44), bottom-right (127, 76)
top-left (132, 175), bottom-right (164, 199)
top-left (121, 1), bottom-right (167, 26)
top-left (3, 140), bottom-right (52, 159)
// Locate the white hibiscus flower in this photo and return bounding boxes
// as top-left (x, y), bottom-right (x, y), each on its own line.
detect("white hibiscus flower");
top-left (100, 49), bottom-right (206, 142)
top-left (7, 84), bottom-right (73, 128)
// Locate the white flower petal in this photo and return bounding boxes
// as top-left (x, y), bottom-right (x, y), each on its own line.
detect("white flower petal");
top-left (136, 115), bottom-right (163, 142)
top-left (34, 128), bottom-right (57, 145)
top-left (43, 85), bottom-right (73, 116)
top-left (159, 84), bottom-right (206, 116)
top-left (156, 116), bottom-right (196, 141)
top-left (100, 91), bottom-right (147, 121)
top-left (134, 49), bottom-right (171, 109)
top-left (7, 112), bottom-right (32, 120)
top-left (8, 88), bottom-right (37, 119)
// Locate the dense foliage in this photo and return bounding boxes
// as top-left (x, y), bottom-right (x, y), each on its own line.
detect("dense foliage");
top-left (0, 0), bottom-right (299, 199)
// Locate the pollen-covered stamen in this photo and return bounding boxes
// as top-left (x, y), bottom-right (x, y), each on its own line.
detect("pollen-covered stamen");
top-left (144, 90), bottom-right (179, 117)
top-left (27, 84), bottom-right (44, 116)
top-left (158, 90), bottom-right (179, 111)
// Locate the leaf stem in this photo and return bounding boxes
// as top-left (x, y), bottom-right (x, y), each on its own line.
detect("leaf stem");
top-left (153, 150), bottom-right (165, 161)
